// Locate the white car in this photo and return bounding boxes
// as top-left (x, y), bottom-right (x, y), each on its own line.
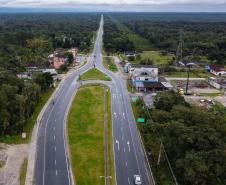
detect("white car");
top-left (134, 175), bottom-right (142, 185)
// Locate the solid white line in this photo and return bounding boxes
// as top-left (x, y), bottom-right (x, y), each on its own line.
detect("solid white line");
top-left (128, 177), bottom-right (130, 184)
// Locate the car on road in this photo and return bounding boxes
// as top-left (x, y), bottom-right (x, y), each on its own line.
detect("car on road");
top-left (134, 175), bottom-right (142, 185)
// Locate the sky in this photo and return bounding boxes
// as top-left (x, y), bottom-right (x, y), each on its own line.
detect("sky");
top-left (0, 0), bottom-right (226, 12)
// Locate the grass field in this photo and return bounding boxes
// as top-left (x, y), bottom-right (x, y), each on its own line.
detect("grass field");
top-left (137, 51), bottom-right (174, 65)
top-left (68, 85), bottom-right (115, 185)
top-left (164, 71), bottom-right (210, 78)
top-left (80, 68), bottom-right (111, 81)
top-left (19, 158), bottom-right (28, 185)
top-left (103, 57), bottom-right (118, 72)
top-left (0, 88), bottom-right (54, 144)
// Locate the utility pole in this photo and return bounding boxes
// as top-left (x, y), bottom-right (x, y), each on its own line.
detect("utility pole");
top-left (185, 63), bottom-right (195, 95)
top-left (185, 65), bottom-right (191, 95)
top-left (176, 30), bottom-right (183, 63)
top-left (157, 141), bottom-right (163, 165)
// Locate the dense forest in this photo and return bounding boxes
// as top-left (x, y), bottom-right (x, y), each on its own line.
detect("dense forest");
top-left (103, 16), bottom-right (135, 53)
top-left (0, 13), bottom-right (99, 136)
top-left (138, 91), bottom-right (226, 185)
top-left (104, 13), bottom-right (226, 64)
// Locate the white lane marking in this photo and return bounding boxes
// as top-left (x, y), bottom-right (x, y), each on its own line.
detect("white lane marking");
top-left (118, 81), bottom-right (142, 176)
top-left (54, 135), bottom-right (55, 141)
top-left (54, 146), bottom-right (56, 151)
top-left (124, 147), bottom-right (126, 153)
top-left (113, 112), bottom-right (117, 118)
top-left (55, 159), bottom-right (57, 166)
top-left (123, 112), bottom-right (125, 119)
top-left (127, 141), bottom-right (131, 152)
top-left (53, 127), bottom-right (55, 131)
top-left (128, 177), bottom-right (130, 184)
top-left (116, 140), bottom-right (120, 151)
top-left (122, 135), bottom-right (124, 141)
top-left (56, 170), bottom-right (58, 176)
top-left (55, 119), bottom-right (57, 122)
top-left (113, 94), bottom-right (116, 99)
top-left (126, 161), bottom-right (127, 167)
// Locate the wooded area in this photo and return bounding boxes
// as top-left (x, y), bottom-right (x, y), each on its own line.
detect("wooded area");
top-left (137, 91), bottom-right (226, 185)
top-left (104, 13), bottom-right (226, 64)
top-left (0, 13), bottom-right (99, 137)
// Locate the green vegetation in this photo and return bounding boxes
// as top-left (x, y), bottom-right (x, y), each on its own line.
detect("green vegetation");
top-left (104, 13), bottom-right (226, 65)
top-left (112, 13), bottom-right (226, 64)
top-left (133, 91), bottom-right (226, 185)
top-left (106, 86), bottom-right (116, 185)
top-left (68, 85), bottom-right (115, 185)
top-left (136, 51), bottom-right (174, 65)
top-left (131, 98), bottom-right (175, 185)
top-left (19, 158), bottom-right (28, 185)
top-left (0, 13), bottom-right (99, 139)
top-left (80, 68), bottom-right (111, 81)
top-left (103, 15), bottom-right (132, 53)
top-left (103, 57), bottom-right (118, 72)
top-left (0, 161), bottom-right (5, 168)
top-left (199, 92), bottom-right (223, 97)
top-left (110, 17), bottom-right (150, 52)
top-left (0, 87), bottom-right (54, 144)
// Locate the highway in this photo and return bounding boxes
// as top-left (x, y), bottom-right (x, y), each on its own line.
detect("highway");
top-left (35, 15), bottom-right (153, 185)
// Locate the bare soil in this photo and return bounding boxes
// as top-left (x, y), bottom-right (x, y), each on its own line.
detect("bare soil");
top-left (0, 144), bottom-right (28, 185)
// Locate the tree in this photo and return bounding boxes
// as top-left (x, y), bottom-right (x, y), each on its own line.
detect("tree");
top-left (33, 72), bottom-right (53, 91)
top-left (154, 91), bottom-right (188, 111)
top-left (65, 52), bottom-right (74, 65)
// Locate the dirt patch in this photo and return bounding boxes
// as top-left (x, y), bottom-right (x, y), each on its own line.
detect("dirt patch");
top-left (0, 144), bottom-right (28, 185)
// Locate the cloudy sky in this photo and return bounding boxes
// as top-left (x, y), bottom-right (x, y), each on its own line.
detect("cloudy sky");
top-left (0, 0), bottom-right (226, 12)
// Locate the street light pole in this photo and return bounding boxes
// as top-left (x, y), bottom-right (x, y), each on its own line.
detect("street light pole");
top-left (185, 64), bottom-right (191, 95)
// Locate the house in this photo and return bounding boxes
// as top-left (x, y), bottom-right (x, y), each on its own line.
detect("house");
top-left (209, 65), bottom-right (226, 77)
top-left (123, 61), bottom-right (131, 73)
top-left (131, 67), bottom-right (159, 92)
top-left (131, 66), bottom-right (173, 92)
top-left (123, 51), bottom-right (138, 57)
top-left (48, 48), bottom-right (66, 69)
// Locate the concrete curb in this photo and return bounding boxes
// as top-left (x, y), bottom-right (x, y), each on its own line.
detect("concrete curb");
top-left (63, 81), bottom-right (80, 185)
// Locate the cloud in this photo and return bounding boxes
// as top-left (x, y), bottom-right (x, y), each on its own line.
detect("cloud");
top-left (1, 0), bottom-right (226, 7)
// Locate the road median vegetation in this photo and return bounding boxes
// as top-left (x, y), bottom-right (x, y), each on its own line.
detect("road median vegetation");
top-left (103, 56), bottom-right (118, 72)
top-left (68, 85), bottom-right (115, 185)
top-left (80, 68), bottom-right (111, 81)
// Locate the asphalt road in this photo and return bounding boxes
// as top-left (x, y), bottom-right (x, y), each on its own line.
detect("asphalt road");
top-left (35, 15), bottom-right (153, 185)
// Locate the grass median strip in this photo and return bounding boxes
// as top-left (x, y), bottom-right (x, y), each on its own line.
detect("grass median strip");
top-left (103, 57), bottom-right (118, 72)
top-left (80, 68), bottom-right (111, 81)
top-left (68, 85), bottom-right (115, 185)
